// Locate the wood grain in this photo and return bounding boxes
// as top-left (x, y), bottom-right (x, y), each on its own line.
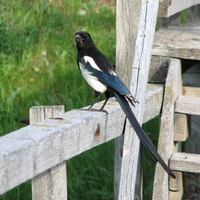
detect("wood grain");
top-left (115, 0), bottom-right (160, 199)
top-left (30, 106), bottom-right (67, 200)
top-left (183, 86), bottom-right (200, 97)
top-left (175, 95), bottom-right (200, 115)
top-left (116, 0), bottom-right (141, 86)
top-left (158, 0), bottom-right (200, 17)
top-left (115, 0), bottom-right (141, 196)
top-left (153, 58), bottom-right (182, 200)
top-left (143, 85), bottom-right (164, 123)
top-left (0, 85), bottom-right (163, 195)
top-left (152, 28), bottom-right (200, 60)
top-left (170, 152), bottom-right (200, 173)
top-left (169, 172), bottom-right (183, 200)
top-left (174, 114), bottom-right (189, 142)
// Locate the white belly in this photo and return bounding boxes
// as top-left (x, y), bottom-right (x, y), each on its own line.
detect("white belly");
top-left (79, 63), bottom-right (107, 93)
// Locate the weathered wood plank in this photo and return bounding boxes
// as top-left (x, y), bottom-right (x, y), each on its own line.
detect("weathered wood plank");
top-left (0, 84), bottom-right (164, 195)
top-left (152, 29), bottom-right (200, 60)
top-left (174, 114), bottom-right (189, 142)
top-left (115, 0), bottom-right (142, 197)
top-left (169, 172), bottom-right (183, 200)
top-left (31, 106), bottom-right (67, 200)
top-left (29, 106), bottom-right (65, 124)
top-left (32, 162), bottom-right (67, 200)
top-left (0, 101), bottom-right (123, 195)
top-left (170, 152), bottom-right (200, 173)
top-left (153, 58), bottom-right (182, 200)
top-left (183, 86), bottom-right (200, 97)
top-left (115, 0), bottom-right (160, 199)
top-left (158, 0), bottom-right (200, 17)
top-left (116, 0), bottom-right (141, 86)
top-left (169, 171), bottom-right (183, 191)
top-left (143, 85), bottom-right (164, 123)
top-left (169, 141), bottom-right (183, 200)
top-left (115, 0), bottom-right (138, 199)
top-left (175, 95), bottom-right (200, 115)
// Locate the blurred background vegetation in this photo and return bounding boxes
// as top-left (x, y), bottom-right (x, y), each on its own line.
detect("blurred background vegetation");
top-left (0, 0), bottom-right (165, 199)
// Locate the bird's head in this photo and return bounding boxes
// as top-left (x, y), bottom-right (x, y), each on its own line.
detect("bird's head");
top-left (75, 31), bottom-right (93, 49)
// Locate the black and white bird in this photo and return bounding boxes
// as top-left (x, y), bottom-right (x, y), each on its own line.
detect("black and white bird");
top-left (75, 31), bottom-right (175, 179)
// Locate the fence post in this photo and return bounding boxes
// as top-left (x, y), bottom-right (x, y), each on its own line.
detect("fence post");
top-left (30, 106), bottom-right (67, 200)
top-left (115, 0), bottom-right (160, 199)
top-left (115, 0), bottom-right (142, 199)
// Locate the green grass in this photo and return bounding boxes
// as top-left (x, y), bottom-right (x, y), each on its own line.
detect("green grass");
top-left (0, 0), bottom-right (116, 135)
top-left (0, 0), bottom-right (116, 199)
top-left (143, 116), bottom-right (161, 199)
top-left (0, 0), bottom-right (159, 199)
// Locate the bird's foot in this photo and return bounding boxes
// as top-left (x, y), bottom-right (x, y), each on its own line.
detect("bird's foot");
top-left (97, 108), bottom-right (108, 114)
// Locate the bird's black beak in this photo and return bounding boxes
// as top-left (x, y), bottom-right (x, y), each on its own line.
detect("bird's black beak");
top-left (75, 34), bottom-right (83, 42)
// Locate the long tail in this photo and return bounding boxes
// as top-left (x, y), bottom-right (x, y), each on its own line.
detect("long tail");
top-left (114, 91), bottom-right (176, 178)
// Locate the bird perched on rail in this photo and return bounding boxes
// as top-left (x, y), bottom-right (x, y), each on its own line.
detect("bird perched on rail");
top-left (74, 31), bottom-right (175, 179)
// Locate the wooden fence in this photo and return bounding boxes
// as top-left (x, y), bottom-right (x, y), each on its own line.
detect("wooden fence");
top-left (1, 0), bottom-right (200, 199)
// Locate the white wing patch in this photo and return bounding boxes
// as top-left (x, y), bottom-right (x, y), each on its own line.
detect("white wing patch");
top-left (84, 55), bottom-right (117, 76)
top-left (83, 56), bottom-right (102, 72)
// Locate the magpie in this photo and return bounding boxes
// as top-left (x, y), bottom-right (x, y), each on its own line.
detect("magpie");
top-left (75, 31), bottom-right (175, 178)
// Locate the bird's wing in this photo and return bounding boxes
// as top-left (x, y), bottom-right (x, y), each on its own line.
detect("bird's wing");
top-left (84, 61), bottom-right (131, 96)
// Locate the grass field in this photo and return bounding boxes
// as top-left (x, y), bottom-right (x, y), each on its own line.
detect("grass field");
top-left (0, 0), bottom-right (159, 199)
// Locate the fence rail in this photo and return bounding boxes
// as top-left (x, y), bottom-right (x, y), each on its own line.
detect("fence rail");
top-left (158, 0), bottom-right (200, 17)
top-left (0, 85), bottom-right (163, 195)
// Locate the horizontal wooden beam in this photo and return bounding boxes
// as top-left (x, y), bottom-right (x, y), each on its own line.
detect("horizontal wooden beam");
top-left (158, 0), bottom-right (200, 17)
top-left (144, 85), bottom-right (163, 123)
top-left (175, 95), bottom-right (200, 115)
top-left (170, 152), bottom-right (200, 173)
top-left (0, 101), bottom-right (123, 195)
top-left (0, 85), bottom-right (163, 195)
top-left (183, 86), bottom-right (200, 97)
top-left (152, 29), bottom-right (200, 60)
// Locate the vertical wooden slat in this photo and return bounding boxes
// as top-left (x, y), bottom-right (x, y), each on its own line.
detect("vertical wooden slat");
top-left (30, 106), bottom-right (67, 200)
top-left (32, 162), bottom-right (67, 200)
top-left (115, 0), bottom-right (141, 198)
top-left (115, 0), bottom-right (160, 199)
top-left (169, 171), bottom-right (183, 200)
top-left (174, 113), bottom-right (189, 142)
top-left (116, 0), bottom-right (141, 86)
top-left (153, 59), bottom-right (182, 200)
